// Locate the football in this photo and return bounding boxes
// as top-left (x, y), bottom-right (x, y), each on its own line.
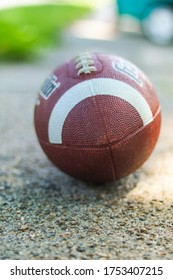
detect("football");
top-left (34, 52), bottom-right (161, 183)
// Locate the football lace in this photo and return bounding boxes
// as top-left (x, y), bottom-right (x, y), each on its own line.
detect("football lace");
top-left (75, 52), bottom-right (97, 76)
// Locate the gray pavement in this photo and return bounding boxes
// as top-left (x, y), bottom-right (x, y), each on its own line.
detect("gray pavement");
top-left (1, 17), bottom-right (173, 259)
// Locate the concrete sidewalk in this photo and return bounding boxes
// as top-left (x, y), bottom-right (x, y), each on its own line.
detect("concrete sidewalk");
top-left (0, 5), bottom-right (173, 260)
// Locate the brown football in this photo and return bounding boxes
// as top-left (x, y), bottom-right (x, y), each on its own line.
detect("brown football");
top-left (34, 52), bottom-right (161, 183)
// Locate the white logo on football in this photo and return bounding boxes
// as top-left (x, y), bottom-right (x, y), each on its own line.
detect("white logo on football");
top-left (112, 59), bottom-right (143, 87)
top-left (48, 78), bottom-right (153, 144)
top-left (40, 75), bottom-right (61, 100)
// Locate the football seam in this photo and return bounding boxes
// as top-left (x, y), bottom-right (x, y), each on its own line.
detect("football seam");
top-left (88, 78), bottom-right (117, 180)
top-left (39, 105), bottom-right (161, 149)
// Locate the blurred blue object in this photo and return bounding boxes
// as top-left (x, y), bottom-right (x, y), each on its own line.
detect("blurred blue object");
top-left (117, 0), bottom-right (173, 45)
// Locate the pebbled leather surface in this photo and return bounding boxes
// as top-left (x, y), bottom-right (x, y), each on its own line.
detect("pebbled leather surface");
top-left (34, 52), bottom-right (161, 183)
top-left (38, 110), bottom-right (160, 183)
top-left (62, 95), bottom-right (143, 146)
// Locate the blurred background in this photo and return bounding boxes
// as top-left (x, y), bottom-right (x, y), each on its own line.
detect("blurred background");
top-left (1, 0), bottom-right (173, 60)
top-left (0, 0), bottom-right (109, 60)
top-left (0, 0), bottom-right (89, 60)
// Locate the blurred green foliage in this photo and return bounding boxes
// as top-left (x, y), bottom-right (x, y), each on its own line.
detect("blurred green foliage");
top-left (0, 4), bottom-right (90, 60)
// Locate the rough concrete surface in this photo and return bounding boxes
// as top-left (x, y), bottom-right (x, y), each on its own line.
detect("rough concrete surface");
top-left (1, 28), bottom-right (173, 260)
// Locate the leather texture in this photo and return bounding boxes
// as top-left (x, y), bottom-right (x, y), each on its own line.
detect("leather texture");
top-left (34, 52), bottom-right (161, 183)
